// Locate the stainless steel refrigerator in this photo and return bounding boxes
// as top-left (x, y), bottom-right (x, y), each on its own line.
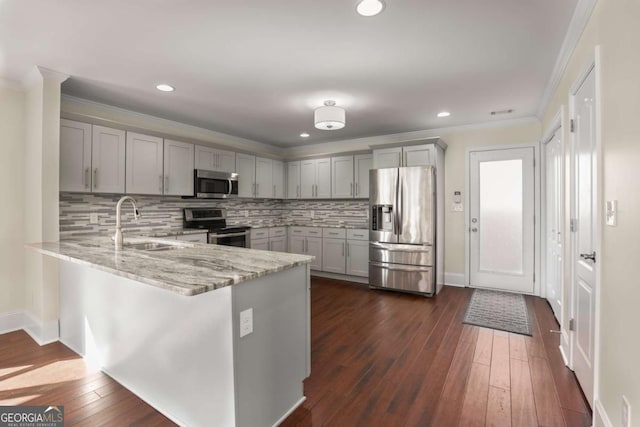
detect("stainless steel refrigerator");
top-left (369, 166), bottom-right (437, 296)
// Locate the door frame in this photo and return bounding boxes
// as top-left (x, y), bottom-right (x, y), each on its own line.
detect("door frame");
top-left (464, 142), bottom-right (541, 295)
top-left (567, 46), bottom-right (602, 406)
top-left (541, 107), bottom-right (570, 365)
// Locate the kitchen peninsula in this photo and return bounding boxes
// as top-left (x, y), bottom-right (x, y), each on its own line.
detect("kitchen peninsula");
top-left (28, 237), bottom-right (313, 427)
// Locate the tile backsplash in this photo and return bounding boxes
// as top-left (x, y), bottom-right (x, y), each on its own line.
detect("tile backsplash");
top-left (59, 193), bottom-right (369, 239)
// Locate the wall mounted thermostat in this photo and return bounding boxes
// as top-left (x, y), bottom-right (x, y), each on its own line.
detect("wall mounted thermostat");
top-left (452, 191), bottom-right (463, 212)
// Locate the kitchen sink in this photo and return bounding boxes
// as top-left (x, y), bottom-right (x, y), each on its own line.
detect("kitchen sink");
top-left (124, 242), bottom-right (186, 251)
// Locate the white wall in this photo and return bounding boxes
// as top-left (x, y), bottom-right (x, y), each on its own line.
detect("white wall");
top-left (0, 83), bottom-right (26, 315)
top-left (540, 0), bottom-right (640, 424)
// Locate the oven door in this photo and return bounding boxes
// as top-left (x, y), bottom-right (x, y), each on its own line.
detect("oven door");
top-left (208, 232), bottom-right (247, 247)
top-left (194, 170), bottom-right (238, 198)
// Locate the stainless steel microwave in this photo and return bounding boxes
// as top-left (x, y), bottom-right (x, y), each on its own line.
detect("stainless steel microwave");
top-left (191, 169), bottom-right (238, 198)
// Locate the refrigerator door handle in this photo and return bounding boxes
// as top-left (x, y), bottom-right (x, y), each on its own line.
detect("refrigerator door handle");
top-left (394, 171), bottom-right (401, 235)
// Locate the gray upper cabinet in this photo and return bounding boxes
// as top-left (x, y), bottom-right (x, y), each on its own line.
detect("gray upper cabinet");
top-left (403, 144), bottom-right (435, 167)
top-left (163, 139), bottom-right (195, 196)
top-left (300, 158), bottom-right (331, 199)
top-left (59, 119), bottom-right (126, 194)
top-left (60, 119), bottom-right (92, 192)
top-left (331, 156), bottom-right (354, 198)
top-left (287, 161), bottom-right (300, 199)
top-left (126, 132), bottom-right (164, 195)
top-left (373, 144), bottom-right (435, 168)
top-left (236, 153), bottom-right (256, 198)
top-left (272, 160), bottom-right (285, 199)
top-left (195, 145), bottom-right (235, 173)
top-left (354, 154), bottom-right (373, 199)
top-left (92, 125), bottom-right (126, 194)
top-left (255, 157), bottom-right (273, 198)
top-left (373, 147), bottom-right (402, 169)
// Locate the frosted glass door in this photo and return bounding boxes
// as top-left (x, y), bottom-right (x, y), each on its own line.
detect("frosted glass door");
top-left (469, 147), bottom-right (535, 293)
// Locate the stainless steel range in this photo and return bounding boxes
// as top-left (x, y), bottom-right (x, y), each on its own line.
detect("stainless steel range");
top-left (183, 208), bottom-right (250, 247)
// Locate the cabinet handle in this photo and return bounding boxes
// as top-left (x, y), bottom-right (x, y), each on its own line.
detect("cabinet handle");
top-left (346, 243), bottom-right (349, 257)
top-left (273, 184), bottom-right (276, 198)
top-left (402, 151), bottom-right (406, 166)
top-left (84, 168), bottom-right (90, 189)
top-left (355, 182), bottom-right (358, 196)
top-left (257, 183), bottom-right (259, 196)
top-left (305, 238), bottom-right (308, 253)
top-left (159, 175), bottom-right (163, 192)
top-left (297, 185), bottom-right (300, 198)
top-left (165, 175), bottom-right (169, 192)
top-left (216, 153), bottom-right (219, 169)
top-left (93, 168), bottom-right (98, 189)
top-left (342, 242), bottom-right (345, 256)
top-left (350, 183), bottom-right (353, 196)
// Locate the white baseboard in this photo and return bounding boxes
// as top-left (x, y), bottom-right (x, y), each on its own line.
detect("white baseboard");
top-left (273, 396), bottom-right (306, 427)
top-left (558, 345), bottom-right (570, 367)
top-left (0, 310), bottom-right (26, 335)
top-left (23, 311), bottom-right (59, 345)
top-left (594, 399), bottom-right (611, 427)
top-left (444, 272), bottom-right (465, 287)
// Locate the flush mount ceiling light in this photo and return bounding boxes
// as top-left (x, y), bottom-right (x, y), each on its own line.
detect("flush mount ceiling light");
top-left (300, 132), bottom-right (310, 138)
top-left (156, 84), bottom-right (175, 92)
top-left (314, 100), bottom-right (346, 130)
top-left (437, 111), bottom-right (451, 118)
top-left (356, 0), bottom-right (385, 17)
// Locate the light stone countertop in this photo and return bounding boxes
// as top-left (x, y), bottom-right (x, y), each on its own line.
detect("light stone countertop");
top-left (27, 237), bottom-right (313, 296)
top-left (250, 224), bottom-right (368, 230)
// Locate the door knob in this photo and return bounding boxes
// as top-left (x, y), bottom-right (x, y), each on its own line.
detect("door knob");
top-left (580, 251), bottom-right (596, 262)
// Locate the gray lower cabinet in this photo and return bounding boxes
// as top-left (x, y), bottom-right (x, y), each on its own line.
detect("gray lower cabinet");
top-left (269, 235), bottom-right (287, 252)
top-left (288, 227), bottom-right (322, 270)
top-left (346, 240), bottom-right (369, 277)
top-left (251, 238), bottom-right (269, 251)
top-left (323, 238), bottom-right (346, 274)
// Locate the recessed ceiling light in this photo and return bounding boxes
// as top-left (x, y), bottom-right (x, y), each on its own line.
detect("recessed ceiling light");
top-left (437, 111), bottom-right (451, 118)
top-left (156, 84), bottom-right (174, 92)
top-left (356, 0), bottom-right (385, 17)
top-left (300, 133), bottom-right (310, 138)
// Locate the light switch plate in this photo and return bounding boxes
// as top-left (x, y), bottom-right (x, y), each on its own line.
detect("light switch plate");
top-left (606, 200), bottom-right (617, 226)
top-left (239, 308), bottom-right (253, 338)
top-left (89, 213), bottom-right (99, 224)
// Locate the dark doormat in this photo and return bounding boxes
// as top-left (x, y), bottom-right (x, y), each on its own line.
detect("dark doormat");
top-left (463, 288), bottom-right (532, 336)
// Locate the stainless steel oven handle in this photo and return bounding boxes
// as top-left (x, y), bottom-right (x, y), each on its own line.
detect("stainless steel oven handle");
top-left (209, 232), bottom-right (248, 238)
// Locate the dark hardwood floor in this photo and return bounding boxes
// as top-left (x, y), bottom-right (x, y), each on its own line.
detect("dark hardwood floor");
top-left (0, 278), bottom-right (591, 426)
top-left (282, 278), bottom-right (592, 427)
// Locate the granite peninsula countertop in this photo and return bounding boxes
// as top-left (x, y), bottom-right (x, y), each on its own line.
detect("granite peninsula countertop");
top-left (249, 224), bottom-right (368, 230)
top-left (27, 237), bottom-right (313, 296)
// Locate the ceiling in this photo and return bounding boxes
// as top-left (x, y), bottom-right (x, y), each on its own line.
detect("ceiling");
top-left (0, 0), bottom-right (578, 147)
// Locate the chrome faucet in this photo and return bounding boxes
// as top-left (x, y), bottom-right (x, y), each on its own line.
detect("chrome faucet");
top-left (114, 196), bottom-right (140, 250)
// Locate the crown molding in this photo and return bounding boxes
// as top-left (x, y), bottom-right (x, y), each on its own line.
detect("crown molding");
top-left (285, 116), bottom-right (540, 158)
top-left (21, 66), bottom-right (70, 88)
top-left (536, 0), bottom-right (598, 118)
top-left (61, 95), bottom-right (285, 157)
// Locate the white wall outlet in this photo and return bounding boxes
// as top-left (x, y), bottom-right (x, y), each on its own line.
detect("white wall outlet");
top-left (244, 210), bottom-right (249, 218)
top-left (239, 308), bottom-right (253, 338)
top-left (622, 395), bottom-right (631, 427)
top-left (606, 200), bottom-right (617, 226)
top-left (89, 213), bottom-right (99, 224)
top-left (310, 210), bottom-right (315, 219)
top-left (452, 203), bottom-right (463, 212)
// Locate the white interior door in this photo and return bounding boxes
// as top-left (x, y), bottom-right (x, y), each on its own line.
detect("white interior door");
top-left (571, 66), bottom-right (597, 407)
top-left (545, 131), bottom-right (563, 320)
top-left (469, 147), bottom-right (535, 293)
